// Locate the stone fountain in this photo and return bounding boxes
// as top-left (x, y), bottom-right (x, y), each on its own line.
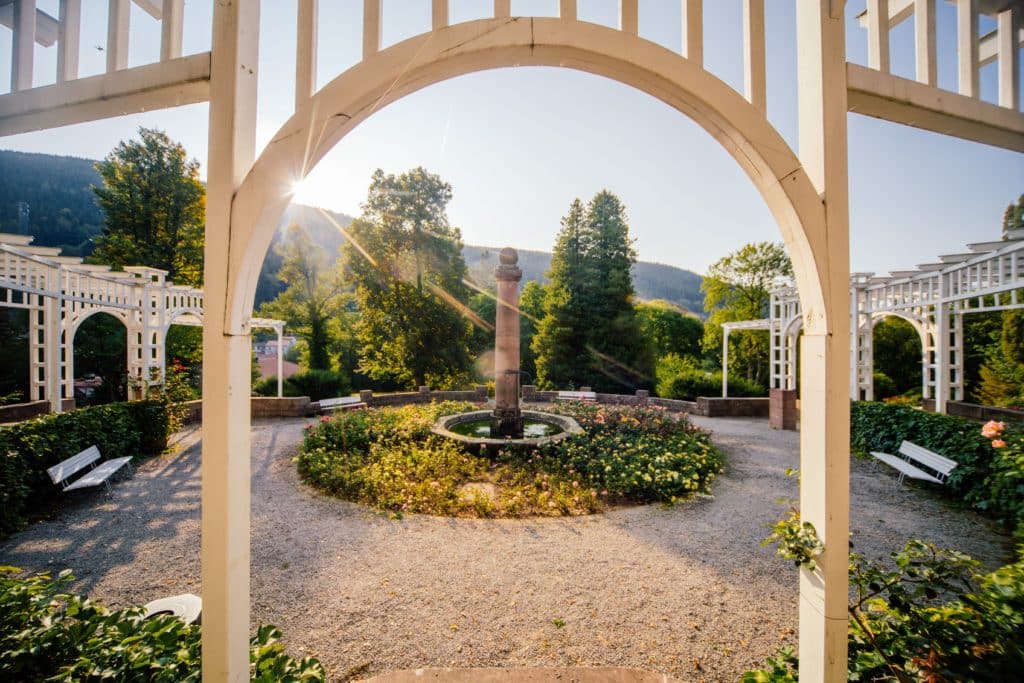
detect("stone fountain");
top-left (431, 248), bottom-right (581, 452)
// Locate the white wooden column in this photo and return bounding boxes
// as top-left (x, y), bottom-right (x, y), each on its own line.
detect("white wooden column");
top-left (620, 1), bottom-right (638, 35)
top-left (495, 0), bottom-right (510, 19)
top-left (951, 308), bottom-right (964, 402)
top-left (867, 0), bottom-right (891, 72)
top-left (295, 0), bottom-right (318, 110)
top-left (958, 0), bottom-right (979, 98)
top-left (202, 0), bottom-right (259, 680)
top-left (58, 0), bottom-right (82, 83)
top-left (743, 0), bottom-right (766, 113)
top-left (682, 0), bottom-right (702, 66)
top-left (721, 328), bottom-right (730, 397)
top-left (276, 327), bottom-right (284, 398)
top-left (431, 0), bottom-right (448, 30)
top-left (934, 300), bottom-right (949, 412)
top-left (12, 0), bottom-right (36, 91)
top-left (997, 6), bottom-right (1020, 110)
top-left (560, 0), bottom-right (577, 20)
top-left (161, 0), bottom-right (184, 62)
top-left (44, 295), bottom-right (62, 413)
top-left (106, 0), bottom-right (130, 72)
top-left (796, 2), bottom-right (851, 681)
top-left (363, 0), bottom-right (381, 58)
top-left (914, 0), bottom-right (937, 86)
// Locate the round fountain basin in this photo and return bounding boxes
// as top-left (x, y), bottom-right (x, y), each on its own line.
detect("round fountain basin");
top-left (432, 410), bottom-right (583, 451)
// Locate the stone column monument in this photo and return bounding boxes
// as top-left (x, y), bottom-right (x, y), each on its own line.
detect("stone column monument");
top-left (491, 247), bottom-right (524, 438)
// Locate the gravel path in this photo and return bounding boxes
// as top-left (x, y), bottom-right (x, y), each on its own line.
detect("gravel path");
top-left (0, 415), bottom-right (1011, 682)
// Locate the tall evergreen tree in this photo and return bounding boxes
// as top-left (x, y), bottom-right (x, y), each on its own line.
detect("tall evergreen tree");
top-left (90, 128), bottom-right (205, 286)
top-left (533, 192), bottom-right (650, 391)
top-left (346, 168), bottom-right (475, 389)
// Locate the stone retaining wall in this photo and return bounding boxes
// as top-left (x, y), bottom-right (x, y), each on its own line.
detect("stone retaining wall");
top-left (0, 399), bottom-right (76, 423)
top-left (922, 399), bottom-right (1024, 423)
top-left (520, 385), bottom-right (767, 418)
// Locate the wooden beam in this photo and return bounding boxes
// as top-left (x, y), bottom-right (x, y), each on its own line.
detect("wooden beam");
top-left (914, 0), bottom-right (937, 86)
top-left (161, 0), bottom-right (184, 61)
top-left (12, 0), bottom-right (36, 91)
top-left (58, 0), bottom-right (81, 82)
top-left (295, 0), bottom-right (317, 110)
top-left (495, 0), bottom-right (510, 19)
top-left (106, 0), bottom-right (130, 72)
top-left (847, 62), bottom-right (1024, 153)
top-left (682, 0), bottom-right (702, 66)
top-left (560, 0), bottom-right (576, 20)
top-left (980, 24), bottom-right (1024, 66)
top-left (133, 0), bottom-right (160, 20)
top-left (0, 52), bottom-right (211, 137)
top-left (958, 0), bottom-right (979, 98)
top-left (432, 0), bottom-right (447, 30)
top-left (620, 0), bottom-right (638, 35)
top-left (997, 6), bottom-right (1020, 109)
top-left (363, 0), bottom-right (380, 58)
top-left (868, 0), bottom-right (891, 72)
top-left (0, 3), bottom-right (57, 45)
top-left (743, 0), bottom-right (767, 113)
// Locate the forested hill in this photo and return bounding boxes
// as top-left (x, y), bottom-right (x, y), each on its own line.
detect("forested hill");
top-left (0, 150), bottom-right (705, 314)
top-left (0, 150), bottom-right (104, 255)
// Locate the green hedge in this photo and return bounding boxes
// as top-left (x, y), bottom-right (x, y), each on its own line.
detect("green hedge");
top-left (850, 401), bottom-right (1023, 538)
top-left (0, 401), bottom-right (169, 538)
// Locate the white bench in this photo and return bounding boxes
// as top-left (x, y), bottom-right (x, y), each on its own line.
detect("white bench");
top-left (555, 390), bottom-right (597, 402)
top-left (47, 445), bottom-right (133, 495)
top-left (870, 440), bottom-right (958, 487)
top-left (317, 396), bottom-right (366, 413)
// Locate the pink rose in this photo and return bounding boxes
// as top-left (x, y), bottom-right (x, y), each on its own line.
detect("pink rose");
top-left (981, 420), bottom-right (1005, 438)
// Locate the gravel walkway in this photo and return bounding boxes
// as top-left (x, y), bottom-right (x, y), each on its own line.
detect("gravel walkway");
top-left (0, 415), bottom-right (1011, 682)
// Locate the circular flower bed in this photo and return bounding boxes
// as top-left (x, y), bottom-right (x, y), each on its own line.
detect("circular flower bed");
top-left (296, 401), bottom-right (722, 518)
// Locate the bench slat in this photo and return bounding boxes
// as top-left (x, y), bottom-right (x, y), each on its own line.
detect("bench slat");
top-left (899, 441), bottom-right (958, 475)
top-left (870, 452), bottom-right (945, 485)
top-left (62, 456), bottom-right (132, 491)
top-left (47, 445), bottom-right (101, 485)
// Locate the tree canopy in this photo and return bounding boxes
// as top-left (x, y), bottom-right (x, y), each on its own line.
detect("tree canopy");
top-left (346, 168), bottom-right (476, 389)
top-left (258, 223), bottom-right (350, 371)
top-left (90, 128), bottom-right (205, 286)
top-left (701, 241), bottom-right (792, 387)
top-left (533, 191), bottom-right (650, 391)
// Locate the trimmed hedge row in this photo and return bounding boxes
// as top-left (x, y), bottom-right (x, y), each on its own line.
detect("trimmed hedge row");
top-left (851, 401), bottom-right (1023, 538)
top-left (0, 401), bottom-right (169, 538)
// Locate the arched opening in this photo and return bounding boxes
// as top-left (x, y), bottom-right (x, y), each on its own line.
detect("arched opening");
top-left (72, 311), bottom-right (128, 406)
top-left (206, 17), bottom-right (848, 681)
top-left (871, 314), bottom-right (926, 402)
top-left (0, 306), bottom-right (29, 404)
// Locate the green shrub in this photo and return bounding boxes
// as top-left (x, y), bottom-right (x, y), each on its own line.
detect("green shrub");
top-left (0, 401), bottom-right (170, 538)
top-left (297, 401), bottom-right (722, 517)
top-left (284, 370), bottom-right (350, 402)
top-left (872, 371), bottom-right (897, 399)
top-left (744, 541), bottom-right (1024, 681)
top-left (655, 353), bottom-right (764, 400)
top-left (0, 566), bottom-right (325, 681)
top-left (253, 376), bottom-right (279, 397)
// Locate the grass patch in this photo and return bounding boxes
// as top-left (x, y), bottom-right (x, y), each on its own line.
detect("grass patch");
top-left (296, 401), bottom-right (722, 518)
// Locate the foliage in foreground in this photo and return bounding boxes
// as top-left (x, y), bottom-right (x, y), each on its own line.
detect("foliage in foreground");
top-left (0, 566), bottom-right (324, 682)
top-left (297, 401), bottom-right (721, 517)
top-left (0, 401), bottom-right (169, 538)
top-left (742, 540), bottom-right (1024, 682)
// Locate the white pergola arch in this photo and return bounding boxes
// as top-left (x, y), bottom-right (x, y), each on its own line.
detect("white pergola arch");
top-left (0, 233), bottom-right (287, 407)
top-left (726, 230), bottom-right (1024, 410)
top-left (1, 2), bottom-right (1021, 682)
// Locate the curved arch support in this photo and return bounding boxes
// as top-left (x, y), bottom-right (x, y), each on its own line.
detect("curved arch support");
top-left (228, 18), bottom-right (830, 337)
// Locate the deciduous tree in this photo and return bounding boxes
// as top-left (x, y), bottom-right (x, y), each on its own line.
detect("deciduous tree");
top-left (91, 128), bottom-right (205, 286)
top-left (346, 168), bottom-right (475, 389)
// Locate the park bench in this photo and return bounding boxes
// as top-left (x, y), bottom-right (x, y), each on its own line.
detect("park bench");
top-left (47, 445), bottom-right (133, 495)
top-left (870, 440), bottom-right (958, 487)
top-left (317, 396), bottom-right (366, 413)
top-left (555, 390), bottom-right (597, 402)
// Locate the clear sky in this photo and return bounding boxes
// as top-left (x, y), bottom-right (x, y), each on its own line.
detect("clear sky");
top-left (1, 1), bottom-right (1021, 277)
